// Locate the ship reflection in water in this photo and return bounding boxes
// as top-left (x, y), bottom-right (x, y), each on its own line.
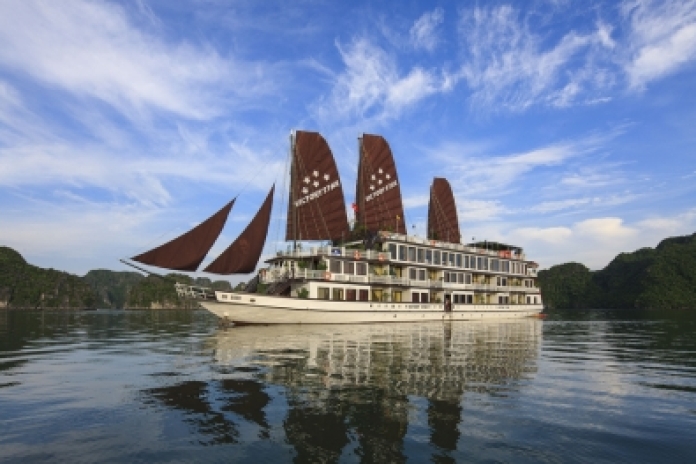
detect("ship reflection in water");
top-left (144, 320), bottom-right (541, 460)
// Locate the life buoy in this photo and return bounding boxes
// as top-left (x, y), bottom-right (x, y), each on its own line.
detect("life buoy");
top-left (353, 250), bottom-right (361, 260)
top-left (324, 271), bottom-right (332, 281)
top-left (378, 253), bottom-right (385, 262)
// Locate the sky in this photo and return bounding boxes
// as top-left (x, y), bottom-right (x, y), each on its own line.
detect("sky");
top-left (1, 0), bottom-right (695, 281)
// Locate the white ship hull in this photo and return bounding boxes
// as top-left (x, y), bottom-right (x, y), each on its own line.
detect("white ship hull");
top-left (200, 291), bottom-right (543, 324)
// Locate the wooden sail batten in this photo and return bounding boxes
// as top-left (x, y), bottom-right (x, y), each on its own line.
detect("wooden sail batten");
top-left (427, 177), bottom-right (460, 244)
top-left (203, 185), bottom-right (275, 275)
top-left (131, 199), bottom-right (235, 272)
top-left (285, 131), bottom-right (349, 241)
top-left (355, 134), bottom-right (406, 234)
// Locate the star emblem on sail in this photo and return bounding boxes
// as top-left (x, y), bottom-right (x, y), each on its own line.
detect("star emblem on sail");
top-left (368, 166), bottom-right (392, 192)
top-left (294, 170), bottom-right (338, 208)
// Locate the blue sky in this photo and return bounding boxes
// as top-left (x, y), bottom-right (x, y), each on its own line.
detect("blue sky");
top-left (1, 0), bottom-right (695, 280)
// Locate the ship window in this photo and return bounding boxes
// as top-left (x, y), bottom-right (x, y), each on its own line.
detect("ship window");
top-left (399, 245), bottom-right (406, 261)
top-left (330, 260), bottom-right (342, 274)
top-left (346, 289), bottom-right (356, 301)
top-left (418, 269), bottom-right (426, 281)
top-left (502, 260), bottom-right (510, 272)
top-left (449, 253), bottom-right (455, 266)
top-left (417, 248), bottom-right (424, 263)
top-left (371, 289), bottom-right (383, 302)
top-left (389, 244), bottom-right (397, 259)
top-left (425, 250), bottom-right (432, 264)
top-left (318, 287), bottom-right (329, 300)
top-left (332, 288), bottom-right (344, 301)
top-left (356, 263), bottom-right (367, 275)
top-left (359, 289), bottom-right (369, 301)
top-left (393, 291), bottom-right (402, 303)
top-left (458, 273), bottom-right (464, 284)
top-left (409, 268), bottom-right (416, 279)
top-left (491, 259), bottom-right (499, 272)
top-left (464, 255), bottom-right (470, 268)
top-left (466, 294), bottom-right (473, 304)
top-left (444, 272), bottom-right (449, 283)
top-left (421, 293), bottom-right (429, 303)
top-left (345, 262), bottom-right (355, 274)
top-left (412, 292), bottom-right (420, 303)
top-left (434, 251), bottom-right (441, 265)
top-left (465, 274), bottom-right (472, 284)
top-left (408, 247), bottom-right (415, 261)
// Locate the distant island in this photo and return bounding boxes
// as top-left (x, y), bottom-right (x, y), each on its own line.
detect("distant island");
top-left (0, 246), bottom-right (233, 310)
top-left (539, 232), bottom-right (696, 310)
top-left (2, 231), bottom-right (695, 310)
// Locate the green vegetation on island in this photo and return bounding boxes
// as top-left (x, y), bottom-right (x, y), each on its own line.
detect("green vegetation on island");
top-left (0, 246), bottom-right (99, 310)
top-left (539, 232), bottom-right (696, 310)
top-left (0, 246), bottom-right (234, 310)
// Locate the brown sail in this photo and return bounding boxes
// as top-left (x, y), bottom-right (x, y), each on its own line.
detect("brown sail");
top-left (286, 131), bottom-right (349, 241)
top-left (427, 177), bottom-right (461, 243)
top-left (355, 134), bottom-right (406, 234)
top-left (131, 199), bottom-right (234, 271)
top-left (204, 185), bottom-right (275, 274)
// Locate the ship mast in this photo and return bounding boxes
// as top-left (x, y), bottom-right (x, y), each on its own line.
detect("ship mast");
top-left (291, 131), bottom-right (298, 251)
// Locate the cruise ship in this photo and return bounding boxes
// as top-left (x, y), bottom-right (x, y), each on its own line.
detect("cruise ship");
top-left (126, 130), bottom-right (544, 324)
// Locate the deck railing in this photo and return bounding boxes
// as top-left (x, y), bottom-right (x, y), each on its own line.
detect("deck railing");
top-left (260, 270), bottom-right (541, 293)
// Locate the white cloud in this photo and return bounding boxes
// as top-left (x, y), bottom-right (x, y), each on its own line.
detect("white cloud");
top-left (429, 138), bottom-right (592, 197)
top-left (410, 8), bottom-right (444, 52)
top-left (0, 139), bottom-right (283, 207)
top-left (458, 5), bottom-right (615, 111)
top-left (313, 38), bottom-right (450, 123)
top-left (0, 0), bottom-right (270, 121)
top-left (623, 0), bottom-right (696, 89)
top-left (514, 226), bottom-right (573, 244)
top-left (574, 217), bottom-right (637, 240)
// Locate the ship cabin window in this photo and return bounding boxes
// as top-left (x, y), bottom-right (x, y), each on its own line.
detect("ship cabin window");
top-left (477, 257), bottom-right (488, 270)
top-left (412, 292), bottom-right (419, 303)
top-left (345, 262), bottom-right (355, 275)
top-left (441, 252), bottom-right (447, 266)
top-left (449, 253), bottom-right (455, 267)
top-left (491, 259), bottom-right (500, 272)
top-left (359, 289), bottom-right (369, 301)
top-left (421, 292), bottom-right (429, 303)
top-left (418, 269), bottom-right (426, 281)
top-left (417, 248), bottom-right (425, 263)
top-left (464, 255), bottom-right (471, 269)
top-left (332, 288), bottom-right (344, 300)
top-left (371, 289), bottom-right (383, 302)
top-left (393, 291), bottom-right (402, 302)
top-left (408, 247), bottom-right (416, 262)
top-left (458, 273), bottom-right (464, 284)
top-left (425, 250), bottom-right (433, 264)
top-left (346, 289), bottom-right (357, 301)
top-left (444, 272), bottom-right (450, 283)
top-left (465, 273), bottom-right (472, 284)
top-left (434, 251), bottom-right (441, 265)
top-left (318, 287), bottom-right (330, 300)
top-left (456, 254), bottom-right (462, 267)
top-left (502, 260), bottom-right (510, 272)
top-left (399, 245), bottom-right (406, 261)
top-left (466, 294), bottom-right (473, 304)
top-left (388, 244), bottom-right (397, 259)
top-left (356, 263), bottom-right (367, 275)
top-left (409, 268), bottom-right (417, 279)
top-left (330, 260), bottom-right (342, 274)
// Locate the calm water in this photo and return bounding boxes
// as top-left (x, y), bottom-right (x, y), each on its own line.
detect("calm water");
top-left (1, 310), bottom-right (695, 463)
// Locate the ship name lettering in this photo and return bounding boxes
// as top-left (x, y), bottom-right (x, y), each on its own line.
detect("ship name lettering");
top-left (295, 180), bottom-right (340, 207)
top-left (365, 180), bottom-right (398, 202)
